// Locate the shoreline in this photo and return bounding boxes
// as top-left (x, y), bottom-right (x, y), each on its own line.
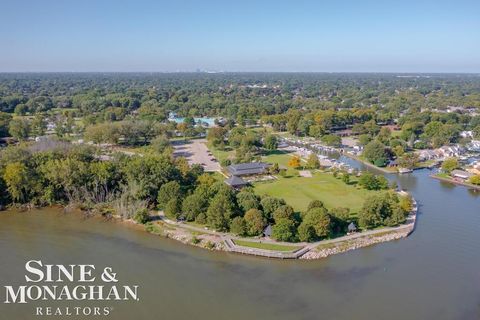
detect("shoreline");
top-left (430, 174), bottom-right (480, 191)
top-left (341, 152), bottom-right (396, 174)
top-left (0, 194), bottom-right (418, 261)
top-left (144, 193), bottom-right (418, 260)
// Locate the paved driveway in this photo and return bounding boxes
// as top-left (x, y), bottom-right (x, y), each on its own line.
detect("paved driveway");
top-left (172, 139), bottom-right (221, 172)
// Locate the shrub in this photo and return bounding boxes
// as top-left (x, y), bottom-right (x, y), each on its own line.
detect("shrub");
top-left (133, 208), bottom-right (149, 224)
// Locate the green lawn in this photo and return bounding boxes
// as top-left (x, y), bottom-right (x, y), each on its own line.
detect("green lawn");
top-left (261, 149), bottom-right (296, 168)
top-left (206, 142), bottom-right (235, 163)
top-left (391, 130), bottom-right (403, 138)
top-left (234, 239), bottom-right (302, 252)
top-left (254, 171), bottom-right (374, 213)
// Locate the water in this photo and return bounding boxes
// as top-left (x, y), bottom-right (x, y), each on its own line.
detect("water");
top-left (169, 117), bottom-right (216, 126)
top-left (1, 168), bottom-right (480, 319)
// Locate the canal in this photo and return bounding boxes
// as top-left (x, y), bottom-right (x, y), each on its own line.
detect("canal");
top-left (0, 165), bottom-right (479, 319)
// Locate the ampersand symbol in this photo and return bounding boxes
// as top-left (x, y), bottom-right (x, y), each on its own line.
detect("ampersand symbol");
top-left (101, 267), bottom-right (118, 282)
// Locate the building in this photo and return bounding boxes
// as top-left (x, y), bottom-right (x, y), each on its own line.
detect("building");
top-left (347, 222), bottom-right (357, 233)
top-left (224, 176), bottom-right (248, 189)
top-left (417, 149), bottom-right (438, 161)
top-left (451, 169), bottom-right (475, 180)
top-left (227, 162), bottom-right (271, 176)
top-left (263, 225), bottom-right (272, 238)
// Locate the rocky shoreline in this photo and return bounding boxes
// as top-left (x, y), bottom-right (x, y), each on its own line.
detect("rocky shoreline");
top-left (300, 227), bottom-right (412, 260)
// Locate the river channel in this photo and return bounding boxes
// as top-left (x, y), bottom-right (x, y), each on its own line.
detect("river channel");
top-left (1, 158), bottom-right (479, 319)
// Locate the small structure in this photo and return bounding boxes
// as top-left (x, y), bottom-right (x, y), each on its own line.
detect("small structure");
top-left (227, 162), bottom-right (271, 176)
top-left (347, 222), bottom-right (357, 234)
top-left (451, 169), bottom-right (475, 180)
top-left (388, 159), bottom-right (399, 168)
top-left (224, 176), bottom-right (248, 189)
top-left (263, 225), bottom-right (272, 238)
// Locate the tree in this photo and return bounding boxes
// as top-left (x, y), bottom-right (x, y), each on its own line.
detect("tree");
top-left (260, 196), bottom-right (286, 219)
top-left (206, 190), bottom-right (237, 231)
top-left (14, 104), bottom-right (28, 116)
top-left (8, 118), bottom-right (31, 141)
top-left (31, 114), bottom-right (47, 136)
top-left (298, 222), bottom-right (316, 242)
top-left (0, 112), bottom-right (12, 137)
top-left (397, 152), bottom-right (419, 169)
top-left (230, 216), bottom-right (247, 236)
top-left (341, 172), bottom-right (351, 184)
top-left (469, 175), bottom-right (480, 185)
top-left (330, 207), bottom-right (350, 222)
top-left (150, 135), bottom-right (171, 154)
top-left (377, 127), bottom-right (391, 144)
top-left (273, 205), bottom-right (295, 222)
top-left (363, 140), bottom-right (388, 167)
top-left (358, 134), bottom-right (371, 146)
top-left (358, 172), bottom-right (388, 190)
top-left (441, 157), bottom-right (458, 174)
top-left (182, 192), bottom-right (209, 221)
top-left (308, 125), bottom-right (324, 138)
top-left (288, 155), bottom-right (301, 169)
top-left (122, 154), bottom-right (180, 201)
top-left (321, 134), bottom-right (342, 147)
top-left (399, 195), bottom-right (413, 212)
top-left (271, 218), bottom-right (296, 242)
top-left (244, 208), bottom-right (266, 236)
top-left (358, 192), bottom-right (406, 229)
top-left (263, 135), bottom-right (278, 150)
top-left (307, 200), bottom-right (325, 211)
top-left (473, 125), bottom-right (480, 139)
top-left (302, 207), bottom-right (332, 238)
top-left (306, 153), bottom-right (320, 169)
top-left (392, 145), bottom-right (405, 157)
top-left (236, 188), bottom-right (260, 212)
top-left (3, 162), bottom-right (31, 203)
top-left (164, 198), bottom-right (181, 219)
top-left (134, 208), bottom-right (149, 224)
top-left (363, 120), bottom-right (380, 136)
top-left (207, 127), bottom-right (227, 147)
top-left (157, 181), bottom-right (182, 209)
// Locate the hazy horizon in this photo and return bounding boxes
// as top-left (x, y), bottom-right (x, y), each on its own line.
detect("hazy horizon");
top-left (1, 0), bottom-right (479, 73)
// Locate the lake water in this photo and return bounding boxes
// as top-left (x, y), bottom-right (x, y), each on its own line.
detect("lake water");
top-left (1, 166), bottom-right (480, 319)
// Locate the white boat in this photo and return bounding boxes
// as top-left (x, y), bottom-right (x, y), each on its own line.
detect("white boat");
top-left (398, 168), bottom-right (413, 174)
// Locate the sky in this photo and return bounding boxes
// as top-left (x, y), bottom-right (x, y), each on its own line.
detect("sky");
top-left (0, 0), bottom-right (479, 73)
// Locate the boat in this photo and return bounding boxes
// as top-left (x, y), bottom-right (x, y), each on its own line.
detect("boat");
top-left (398, 168), bottom-right (413, 174)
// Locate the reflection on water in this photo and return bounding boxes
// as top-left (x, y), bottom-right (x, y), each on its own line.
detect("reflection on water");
top-left (1, 165), bottom-right (479, 320)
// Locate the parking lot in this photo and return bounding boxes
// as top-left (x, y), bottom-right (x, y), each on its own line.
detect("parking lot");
top-left (172, 139), bottom-right (221, 172)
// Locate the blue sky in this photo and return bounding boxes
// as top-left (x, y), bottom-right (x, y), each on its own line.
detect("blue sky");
top-left (0, 0), bottom-right (479, 72)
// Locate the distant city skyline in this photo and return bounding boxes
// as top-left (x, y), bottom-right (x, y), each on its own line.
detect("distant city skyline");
top-left (1, 0), bottom-right (479, 73)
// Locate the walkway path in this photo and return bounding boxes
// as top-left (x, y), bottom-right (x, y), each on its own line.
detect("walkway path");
top-left (155, 198), bottom-right (417, 259)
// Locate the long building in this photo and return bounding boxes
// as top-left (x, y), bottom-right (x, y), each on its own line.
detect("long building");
top-left (227, 162), bottom-right (271, 176)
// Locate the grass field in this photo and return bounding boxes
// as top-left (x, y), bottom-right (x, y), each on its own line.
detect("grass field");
top-left (261, 149), bottom-right (296, 168)
top-left (206, 142), bottom-right (235, 162)
top-left (234, 239), bottom-right (303, 251)
top-left (254, 172), bottom-right (373, 212)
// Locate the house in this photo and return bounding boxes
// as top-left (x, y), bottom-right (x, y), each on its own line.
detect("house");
top-left (417, 149), bottom-right (438, 161)
top-left (388, 159), bottom-right (399, 167)
top-left (334, 129), bottom-right (354, 137)
top-left (227, 162), bottom-right (271, 176)
top-left (460, 131), bottom-right (474, 139)
top-left (438, 145), bottom-right (465, 158)
top-left (347, 222), bottom-right (357, 233)
top-left (224, 176), bottom-right (248, 189)
top-left (467, 140), bottom-right (480, 152)
top-left (263, 225), bottom-right (272, 238)
top-left (451, 169), bottom-right (474, 180)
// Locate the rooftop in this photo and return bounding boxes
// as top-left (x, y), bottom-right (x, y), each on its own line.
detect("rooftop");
top-left (224, 175), bottom-right (248, 187)
top-left (227, 162), bottom-right (271, 176)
